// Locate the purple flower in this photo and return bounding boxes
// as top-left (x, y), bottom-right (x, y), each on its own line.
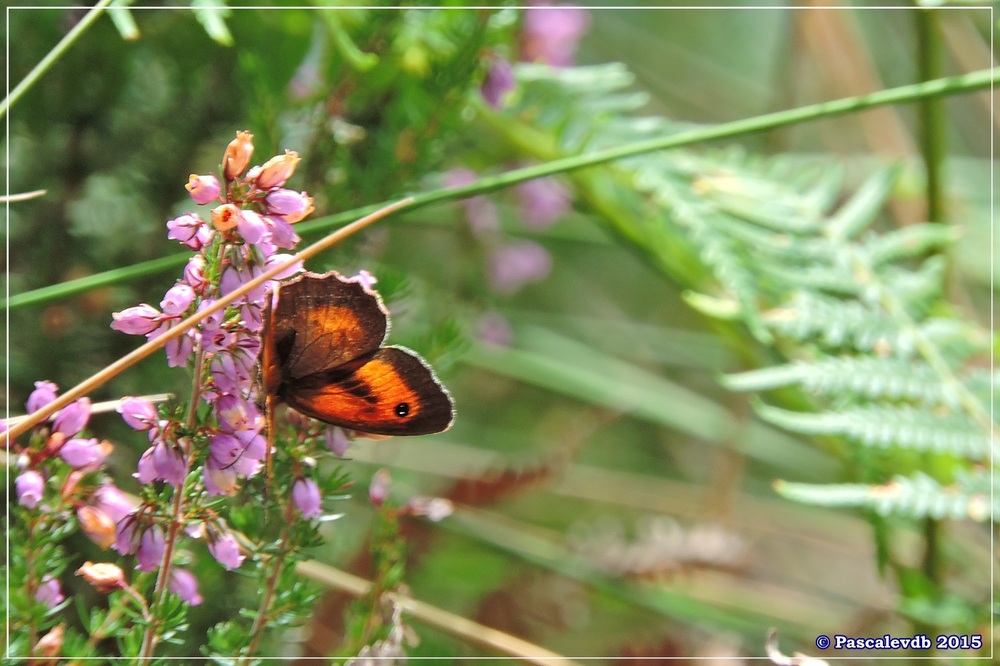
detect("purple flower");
top-left (209, 532), bottom-right (245, 570)
top-left (185, 174), bottom-right (221, 205)
top-left (113, 516), bottom-right (141, 555)
top-left (111, 304), bottom-right (163, 336)
top-left (215, 394), bottom-right (262, 436)
top-left (160, 283), bottom-right (195, 317)
top-left (136, 525), bottom-right (165, 572)
top-left (325, 426), bottom-right (350, 456)
top-left (167, 213), bottom-right (212, 250)
top-left (151, 441), bottom-right (187, 486)
top-left (16, 471), bottom-right (45, 508)
top-left (263, 215), bottom-right (300, 249)
top-left (203, 455), bottom-right (238, 496)
top-left (292, 477), bottom-right (322, 518)
top-left (516, 177), bottom-right (570, 230)
top-left (136, 440), bottom-right (186, 486)
top-left (265, 188), bottom-right (312, 217)
top-left (236, 209), bottom-right (269, 247)
top-left (26, 380), bottom-right (59, 413)
top-left (53, 398), bottom-right (90, 437)
top-left (522, 5), bottom-right (590, 67)
top-left (264, 252), bottom-right (304, 281)
top-left (92, 484), bottom-right (138, 524)
top-left (117, 397), bottom-right (158, 433)
top-left (481, 56), bottom-right (515, 109)
top-left (36, 575), bottom-right (65, 609)
top-left (148, 324), bottom-right (196, 368)
top-left (59, 437), bottom-right (106, 468)
top-left (369, 469), bottom-right (391, 507)
top-left (169, 569), bottom-right (204, 606)
top-left (487, 240), bottom-right (552, 294)
top-left (184, 255), bottom-right (209, 292)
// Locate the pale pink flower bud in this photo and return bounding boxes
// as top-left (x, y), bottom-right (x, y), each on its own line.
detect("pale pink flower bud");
top-left (111, 304), bottom-right (163, 336)
top-left (92, 484), bottom-right (138, 523)
top-left (136, 525), bottom-right (165, 571)
top-left (160, 283), bottom-right (195, 316)
top-left (292, 477), bottom-right (322, 518)
top-left (26, 380), bottom-right (59, 413)
top-left (59, 437), bottom-right (108, 468)
top-left (16, 471), bottom-right (44, 508)
top-left (185, 173), bottom-right (221, 205)
top-left (265, 188), bottom-right (312, 217)
top-left (117, 397), bottom-right (158, 432)
top-left (36, 575), bottom-right (65, 609)
top-left (166, 213), bottom-right (211, 250)
top-left (53, 398), bottom-right (90, 437)
top-left (209, 532), bottom-right (245, 570)
top-left (169, 569), bottom-right (203, 606)
top-left (236, 209), bottom-right (268, 245)
top-left (369, 469), bottom-right (391, 506)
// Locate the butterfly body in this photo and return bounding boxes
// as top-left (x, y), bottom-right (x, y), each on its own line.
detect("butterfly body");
top-left (263, 271), bottom-right (454, 435)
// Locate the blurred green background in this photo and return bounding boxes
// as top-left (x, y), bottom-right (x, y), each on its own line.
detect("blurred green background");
top-left (4, 3), bottom-right (995, 662)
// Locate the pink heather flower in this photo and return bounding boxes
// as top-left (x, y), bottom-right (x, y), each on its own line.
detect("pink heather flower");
top-left (263, 215), bottom-right (301, 248)
top-left (210, 353), bottom-right (250, 396)
top-left (211, 203), bottom-right (241, 232)
top-left (150, 441), bottom-right (187, 486)
top-left (345, 270), bottom-right (378, 291)
top-left (265, 188), bottom-right (312, 217)
top-left (481, 56), bottom-right (515, 109)
top-left (136, 526), bottom-right (166, 572)
top-left (169, 569), bottom-right (203, 606)
top-left (488, 240), bottom-right (552, 294)
top-left (166, 213), bottom-right (212, 250)
top-left (185, 174), bottom-right (221, 205)
top-left (220, 264), bottom-right (268, 306)
top-left (209, 532), bottom-right (245, 570)
top-left (516, 177), bottom-right (570, 230)
top-left (236, 209), bottom-right (269, 246)
top-left (147, 324), bottom-right (195, 368)
top-left (36, 575), bottom-right (65, 609)
top-left (53, 398), bottom-right (91, 437)
top-left (117, 397), bottom-right (158, 432)
top-left (92, 484), bottom-right (138, 524)
top-left (204, 455), bottom-right (239, 496)
top-left (59, 437), bottom-right (107, 468)
top-left (113, 516), bottom-right (141, 555)
top-left (325, 426), bottom-right (350, 456)
top-left (369, 469), bottom-right (391, 506)
top-left (444, 169), bottom-right (499, 235)
top-left (522, 5), bottom-right (590, 67)
top-left (16, 471), bottom-right (45, 508)
top-left (26, 380), bottom-right (59, 413)
top-left (111, 304), bottom-right (163, 336)
top-left (215, 394), bottom-right (262, 436)
top-left (292, 477), bottom-right (322, 518)
top-left (184, 255), bottom-right (209, 292)
top-left (255, 150), bottom-right (301, 190)
top-left (160, 283), bottom-right (195, 317)
top-left (264, 252), bottom-right (303, 281)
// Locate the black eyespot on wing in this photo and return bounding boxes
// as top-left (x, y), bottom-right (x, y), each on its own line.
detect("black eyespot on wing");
top-left (395, 402), bottom-right (410, 417)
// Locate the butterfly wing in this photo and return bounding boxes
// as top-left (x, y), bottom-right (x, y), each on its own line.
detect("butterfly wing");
top-left (283, 346), bottom-right (455, 435)
top-left (263, 271), bottom-right (388, 394)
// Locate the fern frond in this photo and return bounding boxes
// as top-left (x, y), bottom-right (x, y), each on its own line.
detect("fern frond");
top-left (754, 402), bottom-right (989, 459)
top-left (764, 291), bottom-right (908, 354)
top-left (825, 167), bottom-right (899, 241)
top-left (864, 223), bottom-right (958, 266)
top-left (723, 356), bottom-right (958, 407)
top-left (774, 471), bottom-right (993, 521)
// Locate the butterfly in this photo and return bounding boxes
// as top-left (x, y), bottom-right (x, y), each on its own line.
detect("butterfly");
top-left (262, 270), bottom-right (454, 436)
